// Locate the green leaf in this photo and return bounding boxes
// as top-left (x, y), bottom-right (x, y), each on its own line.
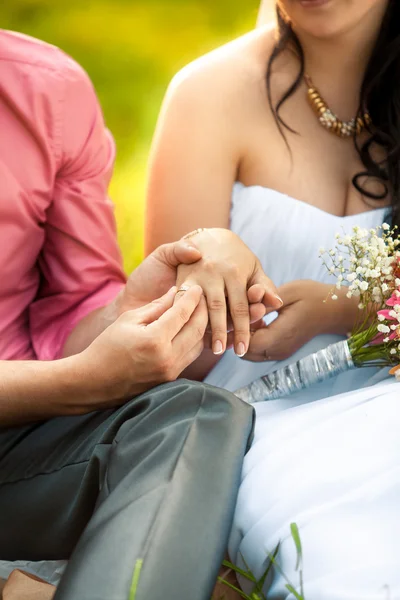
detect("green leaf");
top-left (239, 552), bottom-right (254, 576)
top-left (290, 523), bottom-right (303, 571)
top-left (217, 577), bottom-right (251, 599)
top-left (252, 542), bottom-right (280, 598)
top-left (129, 558), bottom-right (143, 600)
top-left (285, 583), bottom-right (304, 600)
top-left (222, 559), bottom-right (257, 583)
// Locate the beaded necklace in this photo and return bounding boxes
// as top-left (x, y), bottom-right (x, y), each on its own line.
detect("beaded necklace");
top-left (305, 74), bottom-right (371, 138)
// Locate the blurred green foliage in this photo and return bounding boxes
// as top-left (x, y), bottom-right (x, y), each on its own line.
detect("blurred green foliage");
top-left (2, 0), bottom-right (260, 271)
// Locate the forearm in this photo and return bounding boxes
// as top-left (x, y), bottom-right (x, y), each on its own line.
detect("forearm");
top-left (62, 298), bottom-right (120, 358)
top-left (0, 357), bottom-right (97, 426)
top-left (323, 284), bottom-right (362, 335)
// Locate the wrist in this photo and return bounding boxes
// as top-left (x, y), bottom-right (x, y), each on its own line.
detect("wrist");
top-left (45, 354), bottom-right (102, 416)
top-left (321, 284), bottom-right (359, 336)
top-left (66, 348), bottom-right (151, 413)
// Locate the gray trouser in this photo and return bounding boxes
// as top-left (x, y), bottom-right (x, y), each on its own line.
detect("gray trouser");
top-left (0, 380), bottom-right (254, 600)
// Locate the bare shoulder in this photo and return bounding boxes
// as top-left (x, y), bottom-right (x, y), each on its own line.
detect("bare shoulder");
top-left (165, 26), bottom-right (276, 112)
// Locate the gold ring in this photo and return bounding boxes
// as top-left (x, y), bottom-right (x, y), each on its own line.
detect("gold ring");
top-left (176, 285), bottom-right (190, 294)
top-left (183, 228), bottom-right (206, 240)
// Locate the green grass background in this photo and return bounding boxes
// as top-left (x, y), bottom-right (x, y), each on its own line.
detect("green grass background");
top-left (2, 0), bottom-right (264, 272)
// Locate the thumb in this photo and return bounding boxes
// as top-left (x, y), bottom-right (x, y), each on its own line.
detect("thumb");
top-left (156, 241), bottom-right (202, 268)
top-left (135, 287), bottom-right (177, 325)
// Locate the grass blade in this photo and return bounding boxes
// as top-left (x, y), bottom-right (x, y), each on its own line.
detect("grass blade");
top-left (285, 583), bottom-right (304, 600)
top-left (129, 558), bottom-right (143, 600)
top-left (217, 576), bottom-right (251, 599)
top-left (222, 559), bottom-right (257, 583)
top-left (267, 551), bottom-right (305, 600)
top-left (252, 542), bottom-right (280, 598)
top-left (290, 523), bottom-right (302, 571)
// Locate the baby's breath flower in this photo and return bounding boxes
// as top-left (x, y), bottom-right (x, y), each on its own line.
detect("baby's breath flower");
top-left (383, 337), bottom-right (390, 343)
top-left (359, 281), bottom-right (369, 291)
top-left (378, 324), bottom-right (391, 334)
top-left (331, 294), bottom-right (338, 300)
top-left (382, 223), bottom-right (390, 230)
top-left (357, 228), bottom-right (369, 239)
top-left (378, 314), bottom-right (386, 322)
top-left (390, 348), bottom-right (397, 355)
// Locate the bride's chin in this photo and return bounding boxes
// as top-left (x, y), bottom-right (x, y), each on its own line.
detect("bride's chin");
top-left (281, 1), bottom-right (355, 39)
top-left (289, 16), bottom-right (354, 41)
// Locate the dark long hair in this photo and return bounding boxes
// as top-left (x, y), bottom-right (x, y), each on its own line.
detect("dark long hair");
top-left (266, 1), bottom-right (400, 226)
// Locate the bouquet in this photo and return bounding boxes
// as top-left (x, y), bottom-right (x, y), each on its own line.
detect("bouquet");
top-left (235, 223), bottom-right (400, 403)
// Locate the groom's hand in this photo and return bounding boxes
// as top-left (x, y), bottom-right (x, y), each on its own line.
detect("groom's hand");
top-left (115, 240), bottom-right (267, 333)
top-left (116, 241), bottom-right (203, 313)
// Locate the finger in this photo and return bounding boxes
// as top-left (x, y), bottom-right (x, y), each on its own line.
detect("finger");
top-left (136, 287), bottom-right (177, 325)
top-left (173, 295), bottom-right (208, 354)
top-left (177, 339), bottom-right (205, 374)
top-left (225, 279), bottom-right (251, 357)
top-left (203, 329), bottom-right (235, 350)
top-left (251, 269), bottom-right (283, 309)
top-left (221, 302), bottom-right (265, 333)
top-left (150, 285), bottom-right (203, 338)
top-left (250, 318), bottom-right (268, 332)
top-left (205, 282), bottom-right (228, 355)
top-left (173, 284), bottom-right (192, 304)
top-left (245, 314), bottom-right (290, 362)
top-left (156, 241), bottom-right (202, 268)
top-left (242, 328), bottom-right (271, 362)
top-left (249, 302), bottom-right (266, 323)
top-left (247, 284), bottom-right (265, 304)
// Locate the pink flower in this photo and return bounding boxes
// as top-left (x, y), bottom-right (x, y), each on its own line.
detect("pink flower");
top-left (386, 294), bottom-right (400, 307)
top-left (375, 305), bottom-right (400, 342)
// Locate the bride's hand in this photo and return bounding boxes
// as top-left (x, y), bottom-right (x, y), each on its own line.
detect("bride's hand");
top-left (175, 228), bottom-right (282, 357)
top-left (244, 280), bottom-right (359, 362)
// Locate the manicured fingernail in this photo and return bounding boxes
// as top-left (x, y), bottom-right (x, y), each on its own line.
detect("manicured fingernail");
top-left (274, 294), bottom-right (283, 306)
top-left (213, 340), bottom-right (224, 355)
top-left (236, 342), bottom-right (246, 357)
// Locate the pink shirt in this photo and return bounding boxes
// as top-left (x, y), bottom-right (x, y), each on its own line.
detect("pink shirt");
top-left (0, 30), bottom-right (126, 361)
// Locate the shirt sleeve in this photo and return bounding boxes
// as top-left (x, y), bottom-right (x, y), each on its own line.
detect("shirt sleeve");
top-left (30, 59), bottom-right (126, 360)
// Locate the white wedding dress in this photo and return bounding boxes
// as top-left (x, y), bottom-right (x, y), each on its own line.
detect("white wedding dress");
top-left (1, 184), bottom-right (399, 599)
top-left (205, 183), bottom-right (400, 599)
